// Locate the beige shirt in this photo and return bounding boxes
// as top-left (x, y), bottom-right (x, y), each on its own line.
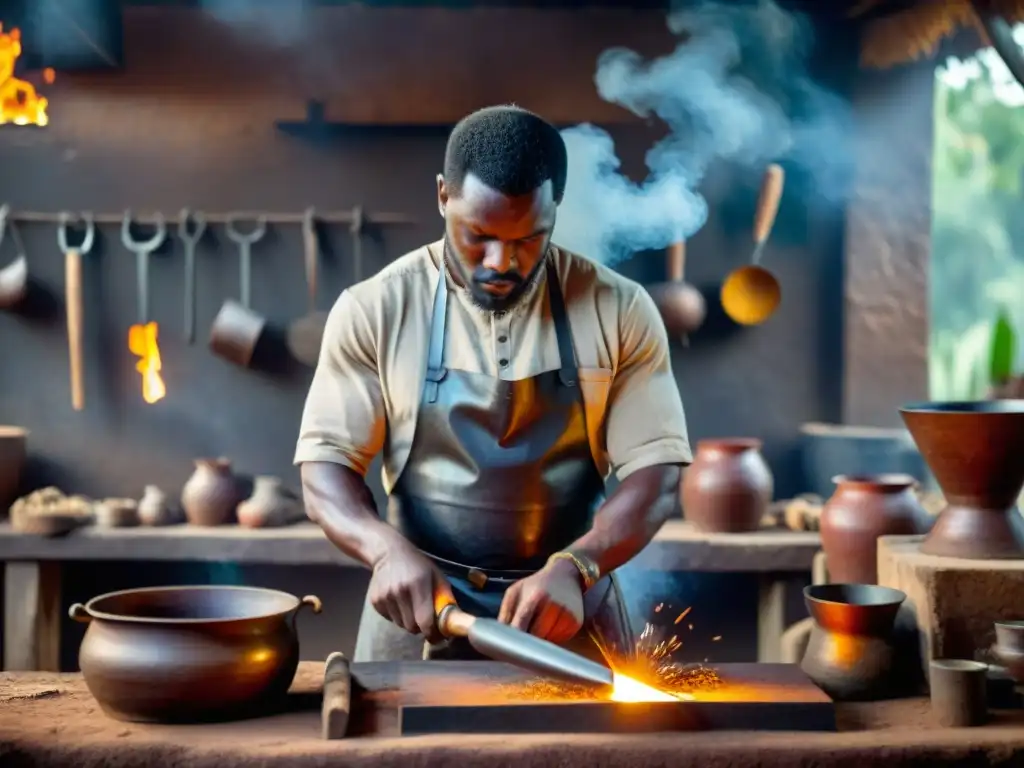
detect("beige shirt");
top-left (294, 240), bottom-right (691, 494)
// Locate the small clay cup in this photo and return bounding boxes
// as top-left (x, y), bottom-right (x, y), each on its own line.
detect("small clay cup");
top-left (929, 659), bottom-right (988, 727)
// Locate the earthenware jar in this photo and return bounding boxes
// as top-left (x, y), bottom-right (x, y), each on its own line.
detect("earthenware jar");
top-left (181, 458), bottom-right (239, 526)
top-left (681, 438), bottom-right (773, 533)
top-left (138, 485), bottom-right (182, 526)
top-left (801, 584), bottom-right (906, 701)
top-left (237, 476), bottom-right (303, 528)
top-left (0, 426), bottom-right (27, 514)
top-left (819, 474), bottom-right (925, 584)
top-left (991, 620), bottom-right (1024, 683)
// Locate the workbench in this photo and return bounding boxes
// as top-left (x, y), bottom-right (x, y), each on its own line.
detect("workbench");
top-left (0, 520), bottom-right (821, 671)
top-left (3, 661), bottom-right (1024, 768)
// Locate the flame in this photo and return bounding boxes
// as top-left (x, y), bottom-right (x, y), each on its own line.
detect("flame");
top-left (610, 671), bottom-right (693, 702)
top-left (0, 24), bottom-right (51, 127)
top-left (128, 322), bottom-right (166, 404)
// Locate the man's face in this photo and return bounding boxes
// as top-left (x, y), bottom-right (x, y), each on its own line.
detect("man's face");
top-left (438, 172), bottom-right (556, 313)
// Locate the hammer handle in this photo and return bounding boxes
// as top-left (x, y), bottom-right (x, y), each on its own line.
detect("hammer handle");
top-left (321, 651), bottom-right (352, 740)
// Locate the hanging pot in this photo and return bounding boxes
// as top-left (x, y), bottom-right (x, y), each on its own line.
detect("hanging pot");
top-left (649, 240), bottom-right (706, 341)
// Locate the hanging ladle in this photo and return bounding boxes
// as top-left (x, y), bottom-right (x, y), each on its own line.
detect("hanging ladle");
top-left (0, 205), bottom-right (28, 310)
top-left (720, 163), bottom-right (785, 326)
top-left (650, 239), bottom-right (706, 343)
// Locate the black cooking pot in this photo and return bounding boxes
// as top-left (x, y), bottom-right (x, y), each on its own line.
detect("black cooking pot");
top-left (69, 585), bottom-right (322, 723)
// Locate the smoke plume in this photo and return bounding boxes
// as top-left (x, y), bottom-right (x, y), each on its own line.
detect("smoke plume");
top-left (195, 0), bottom-right (850, 267)
top-left (197, 0), bottom-right (311, 49)
top-left (552, 0), bottom-right (851, 265)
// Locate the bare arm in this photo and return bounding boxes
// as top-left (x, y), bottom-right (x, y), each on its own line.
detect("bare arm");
top-left (301, 462), bottom-right (406, 569)
top-left (563, 463), bottom-right (681, 577)
top-left (564, 283), bottom-right (690, 578)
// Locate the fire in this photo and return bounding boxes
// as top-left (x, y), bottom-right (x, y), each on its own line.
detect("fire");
top-left (0, 24), bottom-right (51, 127)
top-left (610, 672), bottom-right (691, 702)
top-left (128, 322), bottom-right (166, 404)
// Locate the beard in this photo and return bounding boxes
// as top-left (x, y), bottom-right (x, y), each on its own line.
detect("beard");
top-left (443, 239), bottom-right (547, 314)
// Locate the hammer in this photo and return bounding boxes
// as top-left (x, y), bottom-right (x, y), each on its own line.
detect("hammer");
top-left (437, 604), bottom-right (614, 690)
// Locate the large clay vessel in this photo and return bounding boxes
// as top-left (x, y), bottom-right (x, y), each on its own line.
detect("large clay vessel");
top-left (801, 584), bottom-right (906, 701)
top-left (820, 474), bottom-right (925, 584)
top-left (682, 438), bottom-right (773, 533)
top-left (181, 458), bottom-right (240, 526)
top-left (70, 586), bottom-right (322, 723)
top-left (0, 426), bottom-right (27, 514)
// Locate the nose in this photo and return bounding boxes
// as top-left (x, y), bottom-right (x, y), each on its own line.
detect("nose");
top-left (481, 241), bottom-right (515, 274)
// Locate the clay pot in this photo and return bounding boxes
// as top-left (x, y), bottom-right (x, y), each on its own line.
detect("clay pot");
top-left (138, 485), bottom-right (183, 526)
top-left (181, 458), bottom-right (240, 526)
top-left (237, 476), bottom-right (304, 528)
top-left (0, 426), bottom-right (27, 514)
top-left (801, 584), bottom-right (906, 701)
top-left (991, 621), bottom-right (1024, 683)
top-left (69, 585), bottom-right (322, 723)
top-left (681, 438), bottom-right (773, 533)
top-left (94, 498), bottom-right (139, 528)
top-left (819, 474), bottom-right (925, 585)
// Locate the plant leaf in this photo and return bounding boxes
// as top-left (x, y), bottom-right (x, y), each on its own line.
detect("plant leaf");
top-left (989, 308), bottom-right (1016, 384)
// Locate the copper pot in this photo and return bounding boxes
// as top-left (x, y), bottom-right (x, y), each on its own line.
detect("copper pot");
top-left (69, 585), bottom-right (322, 723)
top-left (801, 584), bottom-right (905, 701)
top-left (681, 438), bottom-right (773, 533)
top-left (819, 474), bottom-right (925, 584)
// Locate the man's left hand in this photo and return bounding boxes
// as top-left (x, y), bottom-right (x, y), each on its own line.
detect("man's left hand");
top-left (498, 558), bottom-right (585, 644)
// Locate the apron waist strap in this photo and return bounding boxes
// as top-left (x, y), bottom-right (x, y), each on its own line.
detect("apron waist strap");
top-left (424, 551), bottom-right (537, 590)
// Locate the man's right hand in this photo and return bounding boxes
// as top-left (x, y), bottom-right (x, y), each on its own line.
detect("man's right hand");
top-left (368, 540), bottom-right (454, 644)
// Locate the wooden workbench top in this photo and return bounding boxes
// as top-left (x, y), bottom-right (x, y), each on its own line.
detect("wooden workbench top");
top-left (0, 520), bottom-right (821, 571)
top-left (2, 661), bottom-right (1024, 768)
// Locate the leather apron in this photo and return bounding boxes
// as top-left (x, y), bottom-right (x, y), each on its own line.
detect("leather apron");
top-left (353, 257), bottom-right (634, 663)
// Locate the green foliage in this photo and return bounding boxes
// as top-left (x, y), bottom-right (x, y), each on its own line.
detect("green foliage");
top-left (931, 51), bottom-right (1024, 398)
top-left (990, 307), bottom-right (1017, 384)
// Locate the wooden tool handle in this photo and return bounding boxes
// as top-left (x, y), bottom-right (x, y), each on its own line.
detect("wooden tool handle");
top-left (321, 651), bottom-right (352, 740)
top-left (303, 211), bottom-right (318, 311)
top-left (65, 249), bottom-right (84, 412)
top-left (437, 604), bottom-right (474, 639)
top-left (753, 163), bottom-right (785, 245)
top-left (667, 241), bottom-right (686, 282)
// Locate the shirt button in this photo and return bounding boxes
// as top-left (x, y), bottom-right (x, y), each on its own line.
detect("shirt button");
top-left (498, 335), bottom-right (508, 343)
top-left (499, 358), bottom-right (509, 368)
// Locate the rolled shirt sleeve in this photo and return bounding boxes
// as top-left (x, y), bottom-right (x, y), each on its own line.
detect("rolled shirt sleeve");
top-left (293, 289), bottom-right (386, 476)
top-left (606, 284), bottom-right (692, 481)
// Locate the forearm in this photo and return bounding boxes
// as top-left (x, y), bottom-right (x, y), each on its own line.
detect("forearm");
top-left (300, 461), bottom-right (406, 569)
top-left (567, 463), bottom-right (682, 577)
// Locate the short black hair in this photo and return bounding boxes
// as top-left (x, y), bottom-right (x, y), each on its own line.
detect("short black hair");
top-left (443, 105), bottom-right (568, 204)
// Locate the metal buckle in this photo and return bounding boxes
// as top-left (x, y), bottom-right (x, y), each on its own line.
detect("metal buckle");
top-left (467, 568), bottom-right (488, 590)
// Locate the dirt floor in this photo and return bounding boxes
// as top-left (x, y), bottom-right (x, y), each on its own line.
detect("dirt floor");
top-left (2, 663), bottom-right (1024, 768)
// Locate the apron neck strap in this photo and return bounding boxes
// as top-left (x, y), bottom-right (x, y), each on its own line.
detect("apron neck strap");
top-left (425, 255), bottom-right (578, 397)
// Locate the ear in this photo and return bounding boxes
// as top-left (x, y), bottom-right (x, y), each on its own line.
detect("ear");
top-left (436, 174), bottom-right (447, 218)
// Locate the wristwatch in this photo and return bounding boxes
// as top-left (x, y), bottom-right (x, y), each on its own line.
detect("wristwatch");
top-left (548, 550), bottom-right (601, 591)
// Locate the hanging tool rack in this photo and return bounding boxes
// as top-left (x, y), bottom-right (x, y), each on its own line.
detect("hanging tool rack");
top-left (6, 209), bottom-right (416, 227)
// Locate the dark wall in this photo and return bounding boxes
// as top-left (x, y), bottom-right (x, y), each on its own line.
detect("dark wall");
top-left (0, 5), bottom-right (851, 665)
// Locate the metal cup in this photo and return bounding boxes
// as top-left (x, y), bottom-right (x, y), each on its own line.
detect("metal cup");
top-left (209, 299), bottom-right (266, 368)
top-left (930, 659), bottom-right (988, 727)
